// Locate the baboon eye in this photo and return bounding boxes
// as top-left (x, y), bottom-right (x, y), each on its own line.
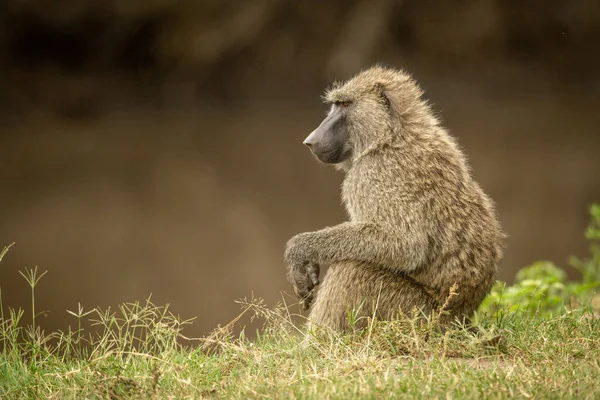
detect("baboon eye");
top-left (334, 100), bottom-right (351, 108)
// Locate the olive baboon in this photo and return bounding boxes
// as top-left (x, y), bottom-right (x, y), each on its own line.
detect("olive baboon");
top-left (284, 66), bottom-right (505, 331)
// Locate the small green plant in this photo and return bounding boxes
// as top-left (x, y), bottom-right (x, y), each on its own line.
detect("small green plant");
top-left (480, 204), bottom-right (600, 318)
top-left (569, 203), bottom-right (600, 298)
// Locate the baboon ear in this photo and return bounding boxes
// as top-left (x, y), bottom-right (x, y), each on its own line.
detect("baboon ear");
top-left (376, 83), bottom-right (401, 116)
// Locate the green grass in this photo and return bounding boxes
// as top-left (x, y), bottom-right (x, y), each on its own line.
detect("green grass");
top-left (1, 204), bottom-right (599, 399)
top-left (0, 266), bottom-right (599, 399)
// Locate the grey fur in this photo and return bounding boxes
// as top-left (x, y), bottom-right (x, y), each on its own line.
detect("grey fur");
top-left (284, 66), bottom-right (505, 332)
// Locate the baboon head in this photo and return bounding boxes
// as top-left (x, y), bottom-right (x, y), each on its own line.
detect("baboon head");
top-left (303, 66), bottom-right (427, 168)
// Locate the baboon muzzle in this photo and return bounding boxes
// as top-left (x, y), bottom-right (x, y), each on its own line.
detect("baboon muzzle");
top-left (303, 106), bottom-right (350, 164)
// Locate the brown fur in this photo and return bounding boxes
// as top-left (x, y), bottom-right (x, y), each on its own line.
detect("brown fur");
top-left (284, 66), bottom-right (505, 332)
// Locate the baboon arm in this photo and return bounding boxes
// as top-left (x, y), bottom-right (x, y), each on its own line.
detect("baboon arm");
top-left (285, 222), bottom-right (428, 273)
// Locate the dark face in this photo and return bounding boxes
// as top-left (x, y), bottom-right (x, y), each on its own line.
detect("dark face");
top-left (303, 103), bottom-right (352, 164)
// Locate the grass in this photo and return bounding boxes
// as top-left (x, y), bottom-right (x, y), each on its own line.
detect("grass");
top-left (0, 255), bottom-right (599, 399)
top-left (2, 199), bottom-right (600, 400)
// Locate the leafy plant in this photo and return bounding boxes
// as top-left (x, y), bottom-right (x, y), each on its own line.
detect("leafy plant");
top-left (481, 204), bottom-right (600, 318)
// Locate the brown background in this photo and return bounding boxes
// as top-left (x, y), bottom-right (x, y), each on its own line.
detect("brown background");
top-left (0, 0), bottom-right (599, 336)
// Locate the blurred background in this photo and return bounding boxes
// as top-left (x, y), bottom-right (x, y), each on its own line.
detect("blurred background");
top-left (0, 0), bottom-right (599, 337)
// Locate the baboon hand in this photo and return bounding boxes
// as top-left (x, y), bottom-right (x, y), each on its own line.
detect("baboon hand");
top-left (284, 235), bottom-right (320, 310)
top-left (289, 261), bottom-right (320, 310)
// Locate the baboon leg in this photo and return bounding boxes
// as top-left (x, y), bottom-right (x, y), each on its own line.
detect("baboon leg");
top-left (307, 261), bottom-right (438, 332)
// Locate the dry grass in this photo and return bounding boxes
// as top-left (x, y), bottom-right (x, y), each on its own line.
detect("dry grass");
top-left (1, 244), bottom-right (599, 399)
